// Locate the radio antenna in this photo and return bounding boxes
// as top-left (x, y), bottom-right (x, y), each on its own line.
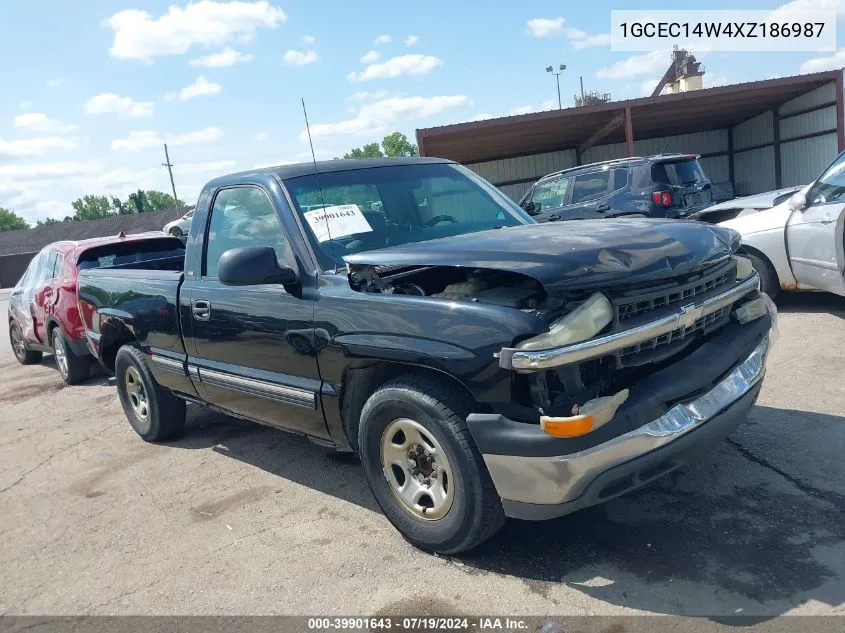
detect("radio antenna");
top-left (301, 98), bottom-right (337, 268)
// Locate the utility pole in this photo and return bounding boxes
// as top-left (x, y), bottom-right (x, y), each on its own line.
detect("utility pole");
top-left (580, 75), bottom-right (586, 102)
top-left (162, 143), bottom-right (179, 205)
top-left (545, 64), bottom-right (566, 109)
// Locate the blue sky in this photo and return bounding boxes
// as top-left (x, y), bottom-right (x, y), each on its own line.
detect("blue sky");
top-left (1, 0), bottom-right (843, 224)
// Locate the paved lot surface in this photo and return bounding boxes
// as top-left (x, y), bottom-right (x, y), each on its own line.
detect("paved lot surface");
top-left (1, 292), bottom-right (843, 617)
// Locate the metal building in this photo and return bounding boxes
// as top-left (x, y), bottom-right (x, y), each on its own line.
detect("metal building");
top-left (416, 70), bottom-right (844, 202)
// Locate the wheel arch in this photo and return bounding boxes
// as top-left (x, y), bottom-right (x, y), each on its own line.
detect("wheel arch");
top-left (339, 361), bottom-right (481, 454)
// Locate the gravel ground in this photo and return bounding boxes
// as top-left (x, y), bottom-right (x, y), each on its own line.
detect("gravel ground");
top-left (0, 292), bottom-right (843, 617)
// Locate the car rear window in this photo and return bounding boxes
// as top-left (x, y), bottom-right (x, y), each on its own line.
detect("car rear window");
top-left (651, 159), bottom-right (706, 186)
top-left (77, 237), bottom-right (185, 269)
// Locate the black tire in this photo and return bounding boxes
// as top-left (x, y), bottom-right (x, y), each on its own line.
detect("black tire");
top-left (9, 321), bottom-right (42, 365)
top-left (358, 374), bottom-right (505, 554)
top-left (745, 251), bottom-right (779, 300)
top-left (168, 227), bottom-right (183, 237)
top-left (51, 327), bottom-right (89, 385)
top-left (114, 345), bottom-right (186, 442)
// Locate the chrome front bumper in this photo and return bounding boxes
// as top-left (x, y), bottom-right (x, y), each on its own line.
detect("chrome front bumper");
top-left (484, 335), bottom-right (769, 510)
top-left (498, 273), bottom-right (760, 371)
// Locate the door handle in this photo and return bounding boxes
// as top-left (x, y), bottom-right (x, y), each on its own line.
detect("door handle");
top-left (192, 300), bottom-right (211, 321)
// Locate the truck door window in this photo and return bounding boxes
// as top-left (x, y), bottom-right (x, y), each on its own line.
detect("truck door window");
top-left (204, 187), bottom-right (292, 277)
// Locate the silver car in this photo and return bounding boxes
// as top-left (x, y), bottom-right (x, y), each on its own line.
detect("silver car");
top-left (720, 151), bottom-right (845, 299)
top-left (163, 209), bottom-right (194, 238)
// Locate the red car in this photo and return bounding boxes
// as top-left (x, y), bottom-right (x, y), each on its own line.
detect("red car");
top-left (8, 232), bottom-right (184, 384)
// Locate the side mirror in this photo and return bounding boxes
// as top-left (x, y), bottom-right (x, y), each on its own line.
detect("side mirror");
top-left (788, 191), bottom-right (807, 210)
top-left (522, 200), bottom-right (539, 215)
top-left (218, 246), bottom-right (298, 286)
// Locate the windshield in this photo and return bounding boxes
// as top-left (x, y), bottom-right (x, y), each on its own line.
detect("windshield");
top-left (651, 159), bottom-right (707, 186)
top-left (284, 163), bottom-right (532, 269)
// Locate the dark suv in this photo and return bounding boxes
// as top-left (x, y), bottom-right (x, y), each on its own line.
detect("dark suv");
top-left (519, 154), bottom-right (713, 222)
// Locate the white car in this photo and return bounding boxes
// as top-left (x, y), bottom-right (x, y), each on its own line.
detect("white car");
top-left (163, 209), bottom-right (194, 237)
top-left (720, 152), bottom-right (845, 299)
top-left (689, 186), bottom-right (803, 224)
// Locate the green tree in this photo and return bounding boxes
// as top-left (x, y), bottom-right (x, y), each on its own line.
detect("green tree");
top-left (144, 190), bottom-right (182, 211)
top-left (36, 217), bottom-right (62, 227)
top-left (344, 142), bottom-right (383, 159)
top-left (71, 195), bottom-right (114, 221)
top-left (381, 132), bottom-right (418, 157)
top-left (0, 207), bottom-right (28, 232)
top-left (127, 190), bottom-right (150, 214)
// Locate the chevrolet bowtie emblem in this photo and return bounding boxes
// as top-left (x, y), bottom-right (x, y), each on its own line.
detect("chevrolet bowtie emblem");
top-left (677, 303), bottom-right (703, 330)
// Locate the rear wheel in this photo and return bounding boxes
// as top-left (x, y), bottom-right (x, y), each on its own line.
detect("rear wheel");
top-left (746, 251), bottom-right (779, 300)
top-left (115, 345), bottom-right (185, 441)
top-left (9, 322), bottom-right (41, 365)
top-left (358, 374), bottom-right (505, 554)
top-left (51, 327), bottom-right (89, 384)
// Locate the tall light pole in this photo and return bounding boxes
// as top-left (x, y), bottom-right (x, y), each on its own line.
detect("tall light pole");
top-left (546, 64), bottom-right (566, 109)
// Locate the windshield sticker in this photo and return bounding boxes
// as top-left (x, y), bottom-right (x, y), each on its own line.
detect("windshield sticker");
top-left (303, 204), bottom-right (373, 242)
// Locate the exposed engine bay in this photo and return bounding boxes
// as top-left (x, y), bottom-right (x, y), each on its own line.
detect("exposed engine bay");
top-left (348, 264), bottom-right (551, 310)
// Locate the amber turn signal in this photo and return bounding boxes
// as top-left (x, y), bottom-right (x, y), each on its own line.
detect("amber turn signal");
top-left (540, 414), bottom-right (594, 438)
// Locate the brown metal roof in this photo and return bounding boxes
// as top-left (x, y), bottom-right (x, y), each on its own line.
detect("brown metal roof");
top-left (416, 70), bottom-right (843, 164)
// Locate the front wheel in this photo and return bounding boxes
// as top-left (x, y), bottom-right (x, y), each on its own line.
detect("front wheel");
top-left (745, 251), bottom-right (779, 300)
top-left (358, 374), bottom-right (505, 554)
top-left (9, 322), bottom-right (42, 365)
top-left (115, 345), bottom-right (186, 441)
top-left (168, 227), bottom-right (183, 237)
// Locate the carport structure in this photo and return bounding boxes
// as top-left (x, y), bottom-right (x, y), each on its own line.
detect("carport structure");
top-left (416, 69), bottom-right (845, 202)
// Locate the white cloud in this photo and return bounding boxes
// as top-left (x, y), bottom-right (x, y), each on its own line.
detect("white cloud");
top-left (254, 131), bottom-right (267, 142)
top-left (360, 50), bottom-right (380, 63)
top-left (374, 34), bottom-right (391, 45)
top-left (565, 28), bottom-right (611, 49)
top-left (20, 101), bottom-right (33, 110)
top-left (45, 78), bottom-right (65, 88)
top-left (508, 100), bottom-right (557, 116)
top-left (107, 0), bottom-right (287, 62)
top-left (404, 35), bottom-right (419, 47)
top-left (111, 127), bottom-right (224, 152)
top-left (705, 73), bottom-right (732, 88)
top-left (166, 75), bottom-right (222, 101)
top-left (302, 34), bottom-right (316, 44)
top-left (0, 137), bottom-right (78, 157)
top-left (0, 160), bottom-right (100, 182)
top-left (348, 54), bottom-right (442, 82)
top-left (13, 113), bottom-right (77, 134)
top-left (84, 93), bottom-right (155, 118)
top-left (351, 90), bottom-right (389, 101)
top-left (302, 95), bottom-right (471, 140)
top-left (189, 47), bottom-right (254, 67)
top-left (526, 17), bottom-right (565, 38)
top-left (769, 0), bottom-right (845, 22)
top-left (469, 113), bottom-right (495, 122)
top-left (640, 78), bottom-right (660, 96)
top-left (596, 51), bottom-right (668, 80)
top-left (283, 49), bottom-right (319, 66)
top-left (800, 48), bottom-right (845, 73)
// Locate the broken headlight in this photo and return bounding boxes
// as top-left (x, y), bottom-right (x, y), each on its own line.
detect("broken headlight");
top-left (733, 255), bottom-right (755, 281)
top-left (517, 292), bottom-right (613, 351)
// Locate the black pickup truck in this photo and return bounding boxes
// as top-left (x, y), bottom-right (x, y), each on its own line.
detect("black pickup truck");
top-left (77, 157), bottom-right (776, 554)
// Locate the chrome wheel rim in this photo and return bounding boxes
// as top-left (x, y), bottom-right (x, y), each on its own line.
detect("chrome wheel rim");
top-left (52, 331), bottom-right (68, 377)
top-left (10, 325), bottom-right (26, 361)
top-left (380, 418), bottom-right (454, 520)
top-left (125, 366), bottom-right (149, 421)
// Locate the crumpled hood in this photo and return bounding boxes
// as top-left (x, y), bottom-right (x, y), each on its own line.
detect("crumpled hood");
top-left (344, 218), bottom-right (739, 293)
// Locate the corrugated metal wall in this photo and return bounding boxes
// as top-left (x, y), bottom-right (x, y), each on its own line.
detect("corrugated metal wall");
top-left (781, 134), bottom-right (838, 186)
top-left (464, 81), bottom-right (840, 202)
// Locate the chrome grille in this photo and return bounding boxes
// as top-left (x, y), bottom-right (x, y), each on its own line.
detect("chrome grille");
top-left (621, 306), bottom-right (731, 357)
top-left (616, 261), bottom-right (735, 321)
